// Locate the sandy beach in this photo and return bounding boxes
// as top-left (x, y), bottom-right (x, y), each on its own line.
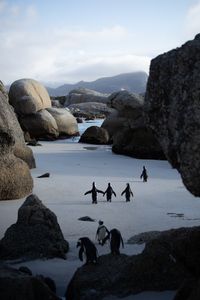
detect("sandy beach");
top-left (0, 120), bottom-right (200, 299)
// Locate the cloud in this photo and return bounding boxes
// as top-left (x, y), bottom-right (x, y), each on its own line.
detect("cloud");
top-left (0, 1), bottom-right (150, 86)
top-left (185, 0), bottom-right (200, 37)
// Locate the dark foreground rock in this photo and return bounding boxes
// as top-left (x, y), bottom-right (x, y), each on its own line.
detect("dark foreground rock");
top-left (66, 226), bottom-right (200, 300)
top-left (0, 265), bottom-right (60, 300)
top-left (0, 194), bottom-right (69, 260)
top-left (79, 126), bottom-right (109, 144)
top-left (145, 34), bottom-right (200, 196)
top-left (102, 90), bottom-right (165, 159)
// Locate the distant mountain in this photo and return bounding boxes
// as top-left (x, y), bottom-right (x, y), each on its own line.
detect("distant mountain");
top-left (46, 72), bottom-right (148, 97)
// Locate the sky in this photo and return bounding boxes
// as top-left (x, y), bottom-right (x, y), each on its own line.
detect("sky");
top-left (0, 0), bottom-right (200, 86)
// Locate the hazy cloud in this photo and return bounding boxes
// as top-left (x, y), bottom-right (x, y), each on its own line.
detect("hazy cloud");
top-left (0, 1), bottom-right (151, 85)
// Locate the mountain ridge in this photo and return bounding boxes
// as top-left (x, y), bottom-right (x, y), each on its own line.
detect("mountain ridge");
top-left (47, 71), bottom-right (148, 97)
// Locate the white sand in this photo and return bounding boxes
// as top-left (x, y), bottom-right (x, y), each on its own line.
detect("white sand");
top-left (1, 120), bottom-right (200, 299)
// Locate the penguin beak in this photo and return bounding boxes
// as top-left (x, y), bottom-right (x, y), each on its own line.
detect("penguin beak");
top-left (76, 241), bottom-right (81, 248)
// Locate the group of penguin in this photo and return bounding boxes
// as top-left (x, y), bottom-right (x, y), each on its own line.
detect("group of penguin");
top-left (84, 182), bottom-right (134, 203)
top-left (84, 166), bottom-right (148, 204)
top-left (77, 221), bottom-right (124, 264)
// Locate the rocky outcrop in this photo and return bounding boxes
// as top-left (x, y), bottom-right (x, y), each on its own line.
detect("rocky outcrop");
top-left (112, 127), bottom-right (166, 159)
top-left (144, 34), bottom-right (200, 196)
top-left (79, 126), bottom-right (109, 144)
top-left (0, 194), bottom-right (69, 259)
top-left (46, 107), bottom-right (79, 137)
top-left (0, 129), bottom-right (33, 200)
top-left (9, 78), bottom-right (51, 115)
top-left (0, 81), bottom-right (34, 200)
top-left (19, 109), bottom-right (59, 140)
top-left (102, 90), bottom-right (165, 159)
top-left (68, 102), bottom-right (115, 119)
top-left (0, 81), bottom-right (35, 169)
top-left (64, 88), bottom-right (109, 106)
top-left (66, 226), bottom-right (200, 300)
top-left (8, 79), bottom-right (78, 140)
top-left (0, 265), bottom-right (60, 300)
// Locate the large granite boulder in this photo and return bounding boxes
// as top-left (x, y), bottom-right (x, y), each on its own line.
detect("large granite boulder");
top-left (46, 107), bottom-right (79, 137)
top-left (9, 78), bottom-right (51, 115)
top-left (0, 129), bottom-right (33, 200)
top-left (64, 88), bottom-right (109, 106)
top-left (79, 126), bottom-right (109, 144)
top-left (102, 91), bottom-right (144, 139)
top-left (19, 109), bottom-right (59, 140)
top-left (0, 81), bottom-right (35, 168)
top-left (112, 127), bottom-right (166, 159)
top-left (0, 265), bottom-right (60, 300)
top-left (66, 226), bottom-right (200, 300)
top-left (144, 34), bottom-right (200, 196)
top-left (0, 194), bottom-right (69, 259)
top-left (68, 102), bottom-right (115, 119)
top-left (102, 90), bottom-right (164, 158)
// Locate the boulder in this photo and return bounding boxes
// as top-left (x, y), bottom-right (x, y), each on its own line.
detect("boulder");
top-left (0, 194), bottom-right (69, 259)
top-left (102, 90), bottom-right (165, 159)
top-left (112, 127), bottom-right (166, 159)
top-left (9, 78), bottom-right (51, 115)
top-left (0, 265), bottom-right (60, 300)
top-left (68, 102), bottom-right (115, 119)
top-left (19, 109), bottom-right (59, 140)
top-left (0, 81), bottom-right (35, 169)
top-left (64, 88), bottom-right (109, 106)
top-left (0, 129), bottom-right (33, 200)
top-left (46, 107), bottom-right (79, 137)
top-left (102, 90), bottom-right (145, 140)
top-left (79, 126), bottom-right (109, 144)
top-left (66, 226), bottom-right (200, 300)
top-left (144, 34), bottom-right (200, 196)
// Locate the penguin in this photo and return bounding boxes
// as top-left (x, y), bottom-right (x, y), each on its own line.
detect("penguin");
top-left (121, 183), bottom-right (133, 202)
top-left (103, 183), bottom-right (116, 202)
top-left (84, 182), bottom-right (104, 204)
top-left (76, 237), bottom-right (98, 264)
top-left (103, 228), bottom-right (124, 255)
top-left (96, 220), bottom-right (110, 245)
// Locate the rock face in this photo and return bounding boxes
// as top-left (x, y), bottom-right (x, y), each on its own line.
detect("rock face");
top-left (0, 81), bottom-right (35, 169)
top-left (64, 88), bottom-right (109, 106)
top-left (20, 109), bottom-right (59, 140)
top-left (0, 129), bottom-right (33, 200)
top-left (79, 126), bottom-right (109, 144)
top-left (46, 107), bottom-right (79, 136)
top-left (0, 265), bottom-right (60, 300)
top-left (9, 78), bottom-right (51, 114)
top-left (68, 102), bottom-right (115, 119)
top-left (102, 90), bottom-right (165, 159)
top-left (0, 194), bottom-right (69, 259)
top-left (8, 78), bottom-right (78, 140)
top-left (112, 127), bottom-right (165, 159)
top-left (66, 226), bottom-right (200, 300)
top-left (144, 34), bottom-right (200, 196)
top-left (0, 81), bottom-right (34, 200)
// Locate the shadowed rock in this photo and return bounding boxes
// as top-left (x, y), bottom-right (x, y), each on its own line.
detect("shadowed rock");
top-left (0, 129), bottom-right (33, 200)
top-left (0, 194), bottom-right (69, 259)
top-left (144, 34), bottom-right (200, 196)
top-left (37, 173), bottom-right (50, 178)
top-left (0, 265), bottom-right (60, 300)
top-left (0, 80), bottom-right (35, 169)
top-left (79, 126), bottom-right (109, 144)
top-left (65, 226), bottom-right (200, 299)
